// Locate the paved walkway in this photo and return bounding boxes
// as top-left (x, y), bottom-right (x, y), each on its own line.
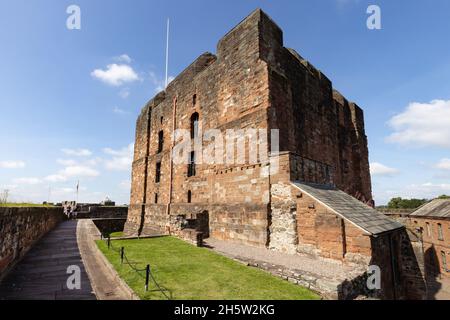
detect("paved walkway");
top-left (0, 220), bottom-right (96, 300)
top-left (204, 238), bottom-right (365, 280)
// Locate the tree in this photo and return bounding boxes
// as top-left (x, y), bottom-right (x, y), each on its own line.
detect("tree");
top-left (437, 195), bottom-right (450, 199)
top-left (0, 189), bottom-right (9, 204)
top-left (387, 197), bottom-right (427, 209)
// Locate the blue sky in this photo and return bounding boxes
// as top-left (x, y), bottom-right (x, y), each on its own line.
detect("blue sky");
top-left (0, 0), bottom-right (449, 205)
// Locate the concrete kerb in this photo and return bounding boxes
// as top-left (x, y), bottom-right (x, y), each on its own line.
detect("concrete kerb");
top-left (76, 220), bottom-right (140, 300)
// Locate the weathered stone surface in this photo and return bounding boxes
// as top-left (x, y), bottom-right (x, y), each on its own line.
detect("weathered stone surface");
top-left (122, 9), bottom-right (423, 300)
top-left (125, 8), bottom-right (372, 248)
top-left (0, 207), bottom-right (65, 282)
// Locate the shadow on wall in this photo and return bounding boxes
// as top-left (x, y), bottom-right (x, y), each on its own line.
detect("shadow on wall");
top-left (424, 245), bottom-right (443, 299)
top-left (338, 229), bottom-right (429, 300)
top-left (337, 272), bottom-right (370, 300)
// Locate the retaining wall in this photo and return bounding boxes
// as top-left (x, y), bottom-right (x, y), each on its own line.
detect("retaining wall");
top-left (0, 207), bottom-right (65, 282)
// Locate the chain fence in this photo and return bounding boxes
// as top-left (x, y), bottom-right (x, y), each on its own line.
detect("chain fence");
top-left (101, 234), bottom-right (172, 300)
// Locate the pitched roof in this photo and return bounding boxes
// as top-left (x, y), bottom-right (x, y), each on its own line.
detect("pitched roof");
top-left (292, 182), bottom-right (404, 236)
top-left (410, 199), bottom-right (450, 219)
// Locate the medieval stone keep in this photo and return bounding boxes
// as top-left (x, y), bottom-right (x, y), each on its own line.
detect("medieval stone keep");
top-left (125, 9), bottom-right (420, 299)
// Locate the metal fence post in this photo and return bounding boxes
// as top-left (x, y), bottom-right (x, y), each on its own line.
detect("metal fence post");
top-left (107, 236), bottom-right (111, 249)
top-left (145, 264), bottom-right (150, 291)
top-left (120, 247), bottom-right (124, 264)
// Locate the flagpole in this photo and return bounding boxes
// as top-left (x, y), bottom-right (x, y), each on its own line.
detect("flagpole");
top-left (165, 18), bottom-right (170, 89)
top-left (76, 180), bottom-right (79, 204)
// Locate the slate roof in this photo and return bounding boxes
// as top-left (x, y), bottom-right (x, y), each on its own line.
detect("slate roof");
top-left (292, 182), bottom-right (404, 236)
top-left (410, 199), bottom-right (450, 219)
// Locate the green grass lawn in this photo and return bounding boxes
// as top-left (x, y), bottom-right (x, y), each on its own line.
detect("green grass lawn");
top-left (0, 203), bottom-right (54, 207)
top-left (109, 231), bottom-right (124, 238)
top-left (96, 236), bottom-right (320, 300)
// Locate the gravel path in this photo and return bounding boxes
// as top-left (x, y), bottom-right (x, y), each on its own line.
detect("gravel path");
top-left (204, 238), bottom-right (365, 280)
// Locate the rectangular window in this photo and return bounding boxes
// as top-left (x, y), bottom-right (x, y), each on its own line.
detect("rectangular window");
top-left (154, 193), bottom-right (158, 204)
top-left (441, 251), bottom-right (448, 271)
top-left (188, 151), bottom-right (196, 177)
top-left (155, 162), bottom-right (161, 183)
top-left (426, 222), bottom-right (431, 238)
top-left (158, 130), bottom-right (164, 153)
top-left (438, 223), bottom-right (444, 241)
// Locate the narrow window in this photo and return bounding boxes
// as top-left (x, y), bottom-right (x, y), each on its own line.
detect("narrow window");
top-left (155, 162), bottom-right (161, 183)
top-left (188, 151), bottom-right (196, 177)
top-left (154, 193), bottom-right (158, 204)
top-left (426, 222), bottom-right (431, 237)
top-left (438, 223), bottom-right (444, 241)
top-left (158, 130), bottom-right (164, 153)
top-left (193, 94), bottom-right (197, 106)
top-left (441, 251), bottom-right (448, 271)
top-left (187, 190), bottom-right (192, 203)
top-left (160, 116), bottom-right (164, 124)
top-left (190, 112), bottom-right (199, 139)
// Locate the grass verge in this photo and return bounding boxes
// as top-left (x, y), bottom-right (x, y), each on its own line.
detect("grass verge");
top-left (96, 236), bottom-right (320, 300)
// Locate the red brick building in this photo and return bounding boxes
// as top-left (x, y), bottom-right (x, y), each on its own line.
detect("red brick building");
top-left (125, 9), bottom-right (422, 299)
top-left (409, 199), bottom-right (450, 298)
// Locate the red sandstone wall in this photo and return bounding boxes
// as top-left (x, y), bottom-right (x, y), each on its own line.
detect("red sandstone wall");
top-left (125, 10), bottom-right (276, 247)
top-left (410, 217), bottom-right (450, 279)
top-left (0, 207), bottom-right (65, 282)
top-left (265, 24), bottom-right (372, 202)
top-left (126, 9), bottom-right (374, 248)
top-left (295, 191), bottom-right (372, 263)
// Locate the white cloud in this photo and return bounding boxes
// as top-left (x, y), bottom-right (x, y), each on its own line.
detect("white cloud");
top-left (113, 106), bottom-right (128, 115)
top-left (44, 174), bottom-right (67, 182)
top-left (119, 179), bottom-right (131, 190)
top-left (373, 181), bottom-right (450, 205)
top-left (60, 165), bottom-right (99, 178)
top-left (405, 182), bottom-right (450, 199)
top-left (56, 159), bottom-right (77, 166)
top-left (370, 162), bottom-right (399, 176)
top-left (387, 99), bottom-right (450, 148)
top-left (13, 177), bottom-right (42, 185)
top-left (91, 64), bottom-right (140, 86)
top-left (103, 144), bottom-right (133, 171)
top-left (61, 148), bottom-right (92, 157)
top-left (119, 87), bottom-right (130, 99)
top-left (114, 54), bottom-right (132, 64)
top-left (0, 161), bottom-right (25, 169)
top-left (435, 158), bottom-right (450, 170)
top-left (149, 71), bottom-right (174, 93)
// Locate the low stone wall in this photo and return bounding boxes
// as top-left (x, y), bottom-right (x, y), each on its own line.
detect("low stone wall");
top-left (76, 206), bottom-right (128, 219)
top-left (0, 207), bottom-right (65, 282)
top-left (92, 218), bottom-right (127, 236)
top-left (230, 255), bottom-right (370, 300)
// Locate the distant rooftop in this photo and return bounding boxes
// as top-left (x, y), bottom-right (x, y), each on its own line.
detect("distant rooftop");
top-left (292, 182), bottom-right (404, 236)
top-left (410, 199), bottom-right (450, 219)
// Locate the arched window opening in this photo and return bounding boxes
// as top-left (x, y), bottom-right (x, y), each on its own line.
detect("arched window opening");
top-left (193, 94), bottom-right (197, 106)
